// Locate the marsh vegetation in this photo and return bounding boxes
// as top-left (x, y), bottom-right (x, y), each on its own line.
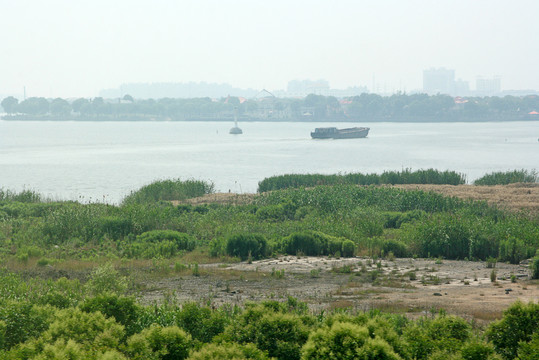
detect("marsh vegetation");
top-left (0, 172), bottom-right (538, 359)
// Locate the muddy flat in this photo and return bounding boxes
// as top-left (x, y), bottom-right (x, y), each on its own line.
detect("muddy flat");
top-left (140, 256), bottom-right (538, 322)
top-left (160, 184), bottom-right (539, 320)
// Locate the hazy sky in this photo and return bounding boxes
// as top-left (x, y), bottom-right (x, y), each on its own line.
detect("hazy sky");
top-left (1, 0), bottom-right (538, 98)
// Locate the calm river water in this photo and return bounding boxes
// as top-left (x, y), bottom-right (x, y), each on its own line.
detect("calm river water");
top-left (0, 120), bottom-right (537, 203)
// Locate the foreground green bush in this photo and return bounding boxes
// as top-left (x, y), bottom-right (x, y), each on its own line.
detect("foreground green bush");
top-left (486, 301), bottom-right (539, 360)
top-left (126, 325), bottom-right (191, 360)
top-left (80, 294), bottom-right (142, 337)
top-left (301, 321), bottom-right (402, 360)
top-left (187, 342), bottom-right (269, 360)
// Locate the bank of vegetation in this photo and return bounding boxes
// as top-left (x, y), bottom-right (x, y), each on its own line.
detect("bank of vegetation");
top-left (258, 169), bottom-right (467, 192)
top-left (1, 175), bottom-right (539, 358)
top-left (474, 169), bottom-right (539, 186)
top-left (2, 92), bottom-right (539, 122)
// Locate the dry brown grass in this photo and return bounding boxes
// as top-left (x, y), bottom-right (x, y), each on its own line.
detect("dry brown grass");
top-left (175, 183), bottom-right (539, 214)
top-left (392, 183), bottom-right (539, 214)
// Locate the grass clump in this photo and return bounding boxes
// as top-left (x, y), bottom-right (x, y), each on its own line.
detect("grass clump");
top-left (258, 168), bottom-right (466, 192)
top-left (474, 169), bottom-right (538, 185)
top-left (122, 178), bottom-right (214, 205)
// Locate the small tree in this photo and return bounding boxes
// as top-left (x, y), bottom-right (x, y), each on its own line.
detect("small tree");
top-left (1, 96), bottom-right (18, 113)
top-left (85, 263), bottom-right (128, 296)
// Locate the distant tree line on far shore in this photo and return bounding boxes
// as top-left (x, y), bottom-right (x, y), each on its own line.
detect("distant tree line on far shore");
top-left (1, 93), bottom-right (539, 122)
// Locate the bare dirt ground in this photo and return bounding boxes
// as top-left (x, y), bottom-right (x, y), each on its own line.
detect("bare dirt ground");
top-left (158, 184), bottom-right (539, 321)
top-left (141, 257), bottom-right (538, 322)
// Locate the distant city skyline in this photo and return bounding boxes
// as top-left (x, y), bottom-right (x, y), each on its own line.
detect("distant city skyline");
top-left (0, 0), bottom-right (538, 99)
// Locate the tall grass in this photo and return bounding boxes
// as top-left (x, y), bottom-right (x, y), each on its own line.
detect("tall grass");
top-left (257, 169), bottom-right (466, 192)
top-left (121, 179), bottom-right (214, 205)
top-left (474, 169), bottom-right (538, 185)
top-left (0, 189), bottom-right (42, 203)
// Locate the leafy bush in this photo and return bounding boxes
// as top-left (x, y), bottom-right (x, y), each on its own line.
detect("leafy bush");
top-left (176, 303), bottom-right (229, 343)
top-left (225, 234), bottom-right (268, 261)
top-left (187, 342), bottom-right (269, 360)
top-left (85, 263), bottom-right (128, 296)
top-left (223, 303), bottom-right (310, 360)
top-left (80, 294), bottom-right (142, 337)
top-left (45, 308), bottom-right (124, 349)
top-left (341, 240), bottom-right (356, 257)
top-left (281, 231), bottom-right (348, 257)
top-left (301, 321), bottom-right (371, 359)
top-left (0, 300), bottom-right (55, 350)
top-left (486, 301), bottom-right (539, 360)
top-left (381, 239), bottom-right (409, 258)
top-left (126, 324), bottom-right (191, 360)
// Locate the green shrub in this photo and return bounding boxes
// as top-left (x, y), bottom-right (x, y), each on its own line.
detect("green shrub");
top-left (126, 324), bottom-right (191, 360)
top-left (225, 234), bottom-right (268, 261)
top-left (281, 231), bottom-right (347, 257)
top-left (80, 294), bottom-right (142, 337)
top-left (301, 322), bottom-right (370, 360)
top-left (382, 239), bottom-right (409, 258)
top-left (460, 341), bottom-right (496, 360)
top-left (187, 342), bottom-right (269, 360)
top-left (35, 307), bottom-right (125, 355)
top-left (0, 300), bottom-right (55, 350)
top-left (249, 312), bottom-right (309, 360)
top-left (224, 305), bottom-right (309, 360)
top-left (282, 233), bottom-right (322, 256)
top-left (176, 303), bottom-right (228, 343)
top-left (486, 301), bottom-right (539, 360)
top-left (85, 263), bottom-right (128, 296)
top-left (517, 332), bottom-right (539, 360)
top-left (341, 240), bottom-right (356, 257)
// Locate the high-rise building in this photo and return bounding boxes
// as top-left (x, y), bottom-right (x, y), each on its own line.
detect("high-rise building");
top-left (476, 76), bottom-right (501, 95)
top-left (423, 68), bottom-right (455, 95)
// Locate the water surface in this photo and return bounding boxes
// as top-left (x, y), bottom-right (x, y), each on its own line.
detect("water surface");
top-left (0, 120), bottom-right (537, 203)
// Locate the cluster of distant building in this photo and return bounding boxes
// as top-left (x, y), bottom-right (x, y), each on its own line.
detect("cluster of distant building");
top-left (423, 67), bottom-right (539, 97)
top-left (97, 70), bottom-right (537, 101)
top-left (423, 68), bottom-right (501, 97)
